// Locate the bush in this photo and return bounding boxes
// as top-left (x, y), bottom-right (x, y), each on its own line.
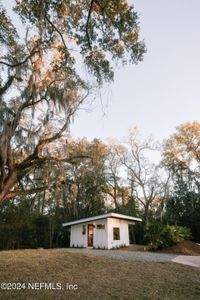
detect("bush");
top-left (161, 225), bottom-right (191, 247)
top-left (144, 223), bottom-right (163, 250)
top-left (145, 224), bottom-right (192, 250)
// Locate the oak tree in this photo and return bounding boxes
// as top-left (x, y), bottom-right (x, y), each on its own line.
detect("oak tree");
top-left (0, 0), bottom-right (145, 202)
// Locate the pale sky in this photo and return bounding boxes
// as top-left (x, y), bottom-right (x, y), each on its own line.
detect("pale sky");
top-left (71, 0), bottom-right (200, 143)
top-left (4, 0), bottom-right (200, 144)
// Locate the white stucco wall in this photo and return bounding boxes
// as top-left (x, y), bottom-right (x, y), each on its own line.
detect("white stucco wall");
top-left (70, 217), bottom-right (135, 249)
top-left (107, 218), bottom-right (134, 249)
top-left (70, 224), bottom-right (87, 247)
top-left (93, 219), bottom-right (108, 249)
top-left (70, 219), bottom-right (108, 248)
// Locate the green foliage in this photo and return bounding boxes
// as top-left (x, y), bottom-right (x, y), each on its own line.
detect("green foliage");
top-left (64, 138), bottom-right (108, 219)
top-left (163, 122), bottom-right (200, 243)
top-left (131, 222), bottom-right (146, 245)
top-left (165, 183), bottom-right (200, 243)
top-left (113, 195), bottom-right (139, 216)
top-left (145, 223), bottom-right (192, 250)
top-left (162, 225), bottom-right (191, 246)
top-left (144, 223), bottom-right (163, 250)
top-left (0, 200), bottom-right (69, 250)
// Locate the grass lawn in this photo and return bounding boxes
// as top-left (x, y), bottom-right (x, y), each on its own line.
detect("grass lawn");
top-left (0, 249), bottom-right (200, 300)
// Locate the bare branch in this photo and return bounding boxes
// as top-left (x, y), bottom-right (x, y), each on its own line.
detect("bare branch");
top-left (45, 14), bottom-right (68, 51)
top-left (0, 76), bottom-right (15, 97)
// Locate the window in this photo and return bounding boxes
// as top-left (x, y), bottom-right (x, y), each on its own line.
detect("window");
top-left (97, 224), bottom-right (105, 229)
top-left (113, 227), bottom-right (120, 240)
top-left (82, 225), bottom-right (86, 235)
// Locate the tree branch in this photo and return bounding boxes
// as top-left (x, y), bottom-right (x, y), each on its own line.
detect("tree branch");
top-left (0, 50), bottom-right (40, 68)
top-left (0, 76), bottom-right (15, 97)
top-left (4, 187), bottom-right (47, 200)
top-left (45, 14), bottom-right (68, 51)
top-left (86, 0), bottom-right (95, 50)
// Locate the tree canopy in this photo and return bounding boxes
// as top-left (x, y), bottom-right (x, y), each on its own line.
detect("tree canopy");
top-left (0, 0), bottom-right (145, 202)
top-left (163, 121), bottom-right (200, 189)
top-left (162, 121), bottom-right (200, 242)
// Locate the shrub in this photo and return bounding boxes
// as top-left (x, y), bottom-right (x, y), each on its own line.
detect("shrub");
top-left (161, 225), bottom-right (191, 247)
top-left (144, 223), bottom-right (163, 250)
top-left (145, 224), bottom-right (192, 250)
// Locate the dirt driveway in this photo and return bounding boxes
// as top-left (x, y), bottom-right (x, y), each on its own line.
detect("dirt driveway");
top-left (66, 248), bottom-right (200, 267)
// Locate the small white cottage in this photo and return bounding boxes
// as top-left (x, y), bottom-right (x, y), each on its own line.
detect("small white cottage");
top-left (63, 213), bottom-right (142, 249)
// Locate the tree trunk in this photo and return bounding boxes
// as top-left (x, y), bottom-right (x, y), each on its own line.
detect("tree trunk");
top-left (0, 171), bottom-right (17, 202)
top-left (144, 204), bottom-right (150, 226)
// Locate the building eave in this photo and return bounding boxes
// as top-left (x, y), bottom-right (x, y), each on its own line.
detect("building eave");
top-left (62, 213), bottom-right (142, 227)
